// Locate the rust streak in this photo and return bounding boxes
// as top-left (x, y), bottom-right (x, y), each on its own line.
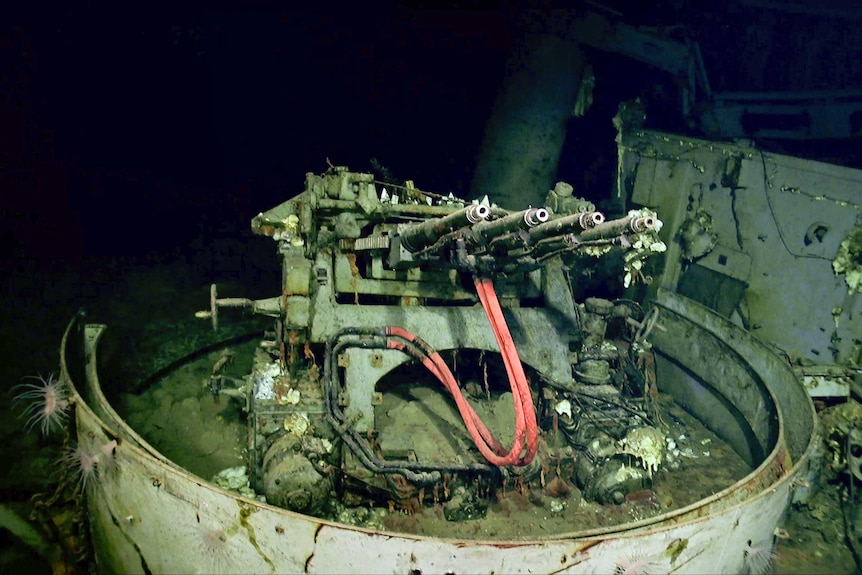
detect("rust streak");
top-left (548, 552), bottom-right (592, 574)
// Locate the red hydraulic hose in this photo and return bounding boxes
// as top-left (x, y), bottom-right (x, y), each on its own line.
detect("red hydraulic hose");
top-left (473, 276), bottom-right (538, 466)
top-left (385, 328), bottom-right (512, 463)
top-left (384, 275), bottom-right (538, 467)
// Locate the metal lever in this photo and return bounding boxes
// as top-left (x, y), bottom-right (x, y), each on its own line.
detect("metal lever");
top-left (194, 284), bottom-right (254, 331)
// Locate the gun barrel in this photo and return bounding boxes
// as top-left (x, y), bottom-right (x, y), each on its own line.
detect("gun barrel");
top-left (527, 211), bottom-right (605, 242)
top-left (579, 214), bottom-right (655, 241)
top-left (399, 204), bottom-right (491, 253)
top-left (471, 207), bottom-right (550, 245)
top-left (529, 233), bottom-right (579, 258)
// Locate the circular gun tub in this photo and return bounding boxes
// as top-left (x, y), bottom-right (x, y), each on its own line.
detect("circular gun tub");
top-left (58, 289), bottom-right (817, 574)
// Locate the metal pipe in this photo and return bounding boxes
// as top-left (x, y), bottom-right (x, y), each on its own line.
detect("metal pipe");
top-left (470, 32), bottom-right (585, 209)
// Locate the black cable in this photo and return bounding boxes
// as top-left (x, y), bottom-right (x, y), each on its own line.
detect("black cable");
top-left (759, 151), bottom-right (833, 261)
top-left (323, 329), bottom-right (496, 481)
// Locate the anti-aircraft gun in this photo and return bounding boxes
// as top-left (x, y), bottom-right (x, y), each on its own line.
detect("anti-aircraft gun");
top-left (197, 166), bottom-right (668, 516)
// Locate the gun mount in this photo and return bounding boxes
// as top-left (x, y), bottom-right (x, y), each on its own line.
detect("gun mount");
top-left (197, 166), bottom-right (668, 515)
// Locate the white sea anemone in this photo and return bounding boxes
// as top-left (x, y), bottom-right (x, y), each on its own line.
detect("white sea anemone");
top-left (12, 373), bottom-right (70, 436)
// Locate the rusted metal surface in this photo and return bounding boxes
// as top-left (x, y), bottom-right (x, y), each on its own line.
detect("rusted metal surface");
top-left (621, 129), bottom-right (862, 368)
top-left (58, 288), bottom-right (817, 574)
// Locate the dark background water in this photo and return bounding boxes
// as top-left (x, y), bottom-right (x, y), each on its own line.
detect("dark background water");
top-left (3, 3), bottom-right (516, 264)
top-left (2, 1), bottom-right (862, 570)
top-left (4, 1), bottom-right (862, 265)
